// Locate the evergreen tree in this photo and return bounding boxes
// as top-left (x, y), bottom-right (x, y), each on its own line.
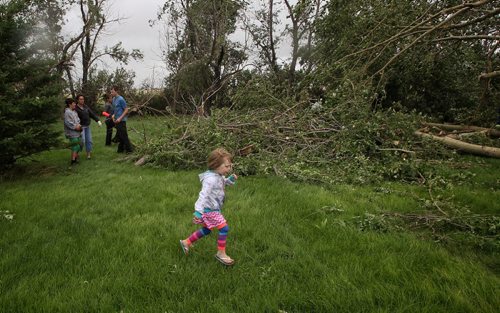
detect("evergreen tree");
top-left (0, 0), bottom-right (61, 168)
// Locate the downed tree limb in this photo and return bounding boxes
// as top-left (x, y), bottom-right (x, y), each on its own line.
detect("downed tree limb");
top-left (446, 131), bottom-right (491, 141)
top-left (135, 155), bottom-right (150, 166)
top-left (479, 70), bottom-right (500, 80)
top-left (415, 131), bottom-right (500, 158)
top-left (377, 148), bottom-right (415, 154)
top-left (422, 122), bottom-right (500, 138)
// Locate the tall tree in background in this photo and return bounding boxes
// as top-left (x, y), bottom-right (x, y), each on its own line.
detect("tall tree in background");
top-left (37, 0), bottom-right (84, 95)
top-left (0, 0), bottom-right (61, 168)
top-left (245, 0), bottom-right (323, 82)
top-left (25, 0), bottom-right (142, 107)
top-left (85, 66), bottom-right (136, 106)
top-left (245, 0), bottom-right (281, 75)
top-left (159, 0), bottom-right (246, 114)
top-left (283, 0), bottom-right (322, 84)
top-left (75, 0), bottom-right (142, 108)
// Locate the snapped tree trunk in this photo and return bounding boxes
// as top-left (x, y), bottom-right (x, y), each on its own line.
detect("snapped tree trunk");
top-left (422, 122), bottom-right (500, 138)
top-left (415, 131), bottom-right (500, 158)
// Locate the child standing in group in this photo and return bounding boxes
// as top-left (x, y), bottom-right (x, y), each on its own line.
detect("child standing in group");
top-left (180, 148), bottom-right (238, 266)
top-left (63, 98), bottom-right (82, 165)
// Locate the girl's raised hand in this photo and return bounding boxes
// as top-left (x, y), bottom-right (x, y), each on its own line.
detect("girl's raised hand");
top-left (228, 174), bottom-right (238, 182)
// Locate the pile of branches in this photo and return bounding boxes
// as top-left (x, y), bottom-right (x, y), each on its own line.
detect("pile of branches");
top-left (137, 99), bottom-right (440, 185)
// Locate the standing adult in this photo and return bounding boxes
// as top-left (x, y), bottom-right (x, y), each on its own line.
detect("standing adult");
top-left (103, 94), bottom-right (115, 146)
top-left (111, 86), bottom-right (133, 153)
top-left (63, 98), bottom-right (82, 165)
top-left (75, 94), bottom-right (101, 159)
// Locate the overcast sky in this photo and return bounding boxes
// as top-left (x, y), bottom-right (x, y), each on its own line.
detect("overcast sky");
top-left (101, 0), bottom-right (167, 88)
top-left (64, 0), bottom-right (295, 88)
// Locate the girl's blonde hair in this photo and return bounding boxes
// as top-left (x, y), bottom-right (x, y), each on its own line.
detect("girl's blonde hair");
top-left (208, 148), bottom-right (232, 170)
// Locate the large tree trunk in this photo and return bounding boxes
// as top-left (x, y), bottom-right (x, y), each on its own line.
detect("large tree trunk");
top-left (422, 122), bottom-right (500, 138)
top-left (268, 0), bottom-right (278, 75)
top-left (415, 131), bottom-right (500, 158)
top-left (284, 0), bottom-right (298, 85)
top-left (65, 67), bottom-right (76, 99)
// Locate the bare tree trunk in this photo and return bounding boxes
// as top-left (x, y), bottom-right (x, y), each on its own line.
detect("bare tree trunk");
top-left (479, 40), bottom-right (499, 119)
top-left (65, 67), bottom-right (76, 99)
top-left (283, 0), bottom-right (317, 85)
top-left (284, 0), bottom-right (298, 84)
top-left (80, 34), bottom-right (91, 97)
top-left (305, 0), bottom-right (321, 74)
top-left (245, 0), bottom-right (279, 75)
top-left (184, 0), bottom-right (197, 56)
top-left (415, 131), bottom-right (500, 158)
top-left (78, 0), bottom-right (108, 108)
top-left (422, 122), bottom-right (500, 137)
top-left (268, 0), bottom-right (278, 75)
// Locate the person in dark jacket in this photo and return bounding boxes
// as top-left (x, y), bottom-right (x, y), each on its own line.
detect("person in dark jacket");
top-left (103, 94), bottom-right (115, 146)
top-left (75, 94), bottom-right (102, 159)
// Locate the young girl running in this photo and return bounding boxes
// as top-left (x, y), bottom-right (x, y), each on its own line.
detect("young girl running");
top-left (180, 148), bottom-right (238, 266)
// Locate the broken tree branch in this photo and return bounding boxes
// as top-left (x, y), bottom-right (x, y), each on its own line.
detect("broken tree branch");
top-left (415, 131), bottom-right (500, 158)
top-left (422, 122), bottom-right (500, 138)
top-left (479, 70), bottom-right (500, 80)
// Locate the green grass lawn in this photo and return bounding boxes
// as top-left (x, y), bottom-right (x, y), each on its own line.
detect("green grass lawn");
top-left (0, 117), bottom-right (499, 312)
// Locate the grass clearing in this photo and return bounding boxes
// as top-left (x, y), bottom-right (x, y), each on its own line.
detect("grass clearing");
top-left (0, 116), bottom-right (499, 312)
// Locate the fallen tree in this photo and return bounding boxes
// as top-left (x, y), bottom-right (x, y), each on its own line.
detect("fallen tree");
top-left (415, 130), bottom-right (500, 158)
top-left (422, 122), bottom-right (500, 138)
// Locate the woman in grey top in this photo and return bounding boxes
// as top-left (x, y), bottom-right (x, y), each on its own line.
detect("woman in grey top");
top-left (64, 98), bottom-right (82, 165)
